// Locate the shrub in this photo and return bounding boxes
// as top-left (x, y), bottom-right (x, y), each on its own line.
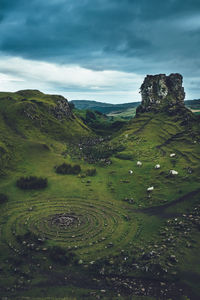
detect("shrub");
top-left (0, 193), bottom-right (8, 204)
top-left (72, 164), bottom-right (81, 174)
top-left (55, 163), bottom-right (72, 174)
top-left (55, 163), bottom-right (81, 175)
top-left (85, 168), bottom-right (96, 176)
top-left (16, 176), bottom-right (48, 190)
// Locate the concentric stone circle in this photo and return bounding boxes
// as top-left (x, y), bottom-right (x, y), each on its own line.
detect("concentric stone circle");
top-left (1, 196), bottom-right (137, 260)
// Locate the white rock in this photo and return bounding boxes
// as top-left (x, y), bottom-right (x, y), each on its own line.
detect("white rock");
top-left (155, 164), bottom-right (160, 169)
top-left (137, 161), bottom-right (142, 166)
top-left (169, 170), bottom-right (178, 175)
top-left (147, 186), bottom-right (154, 192)
top-left (170, 153), bottom-right (176, 157)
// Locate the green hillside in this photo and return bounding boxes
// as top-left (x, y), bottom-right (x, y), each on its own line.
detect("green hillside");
top-left (0, 90), bottom-right (200, 299)
top-left (0, 90), bottom-right (90, 175)
top-left (73, 108), bottom-right (126, 135)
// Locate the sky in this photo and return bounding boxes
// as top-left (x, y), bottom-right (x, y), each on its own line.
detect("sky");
top-left (0, 0), bottom-right (200, 103)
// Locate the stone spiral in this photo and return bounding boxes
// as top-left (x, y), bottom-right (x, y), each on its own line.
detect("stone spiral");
top-left (1, 197), bottom-right (137, 260)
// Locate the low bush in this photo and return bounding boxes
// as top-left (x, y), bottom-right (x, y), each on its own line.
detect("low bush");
top-left (16, 176), bottom-right (48, 190)
top-left (85, 168), bottom-right (96, 176)
top-left (55, 163), bottom-right (81, 175)
top-left (72, 164), bottom-right (81, 174)
top-left (0, 193), bottom-right (8, 204)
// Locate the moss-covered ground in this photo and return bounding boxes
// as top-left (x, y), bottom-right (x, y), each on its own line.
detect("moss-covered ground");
top-left (0, 92), bottom-right (200, 299)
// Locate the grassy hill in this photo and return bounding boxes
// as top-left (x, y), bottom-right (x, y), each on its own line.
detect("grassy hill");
top-left (0, 90), bottom-right (90, 175)
top-left (0, 91), bottom-right (200, 299)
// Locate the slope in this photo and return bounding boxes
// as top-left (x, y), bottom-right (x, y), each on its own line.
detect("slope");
top-left (0, 90), bottom-right (90, 175)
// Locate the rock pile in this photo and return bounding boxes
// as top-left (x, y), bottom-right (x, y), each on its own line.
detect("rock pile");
top-left (51, 213), bottom-right (78, 228)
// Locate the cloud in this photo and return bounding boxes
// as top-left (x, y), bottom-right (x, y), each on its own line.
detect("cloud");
top-left (0, 55), bottom-right (144, 102)
top-left (0, 0), bottom-right (196, 66)
top-left (0, 0), bottom-right (200, 101)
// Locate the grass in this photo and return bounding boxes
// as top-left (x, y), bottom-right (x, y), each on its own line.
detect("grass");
top-left (0, 90), bottom-right (200, 299)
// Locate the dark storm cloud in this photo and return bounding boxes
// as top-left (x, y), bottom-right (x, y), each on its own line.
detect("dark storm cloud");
top-left (0, 0), bottom-right (200, 99)
top-left (0, 0), bottom-right (198, 63)
top-left (0, 0), bottom-right (151, 61)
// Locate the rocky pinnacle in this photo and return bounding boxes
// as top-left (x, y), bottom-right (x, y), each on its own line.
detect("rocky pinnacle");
top-left (136, 73), bottom-right (186, 114)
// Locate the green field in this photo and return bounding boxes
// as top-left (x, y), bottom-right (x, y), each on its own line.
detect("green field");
top-left (0, 91), bottom-right (200, 299)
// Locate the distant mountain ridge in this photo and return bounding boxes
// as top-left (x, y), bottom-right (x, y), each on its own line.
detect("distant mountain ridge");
top-left (71, 99), bottom-right (200, 115)
top-left (71, 100), bottom-right (140, 114)
top-left (185, 99), bottom-right (200, 109)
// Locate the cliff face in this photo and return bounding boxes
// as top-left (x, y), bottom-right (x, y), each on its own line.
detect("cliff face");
top-left (16, 90), bottom-right (73, 121)
top-left (136, 73), bottom-right (186, 114)
top-left (50, 95), bottom-right (72, 120)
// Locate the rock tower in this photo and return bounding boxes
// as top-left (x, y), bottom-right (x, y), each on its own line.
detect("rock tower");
top-left (136, 73), bottom-right (185, 114)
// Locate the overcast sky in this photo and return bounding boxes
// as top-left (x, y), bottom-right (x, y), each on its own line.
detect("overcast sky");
top-left (0, 0), bottom-right (200, 103)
